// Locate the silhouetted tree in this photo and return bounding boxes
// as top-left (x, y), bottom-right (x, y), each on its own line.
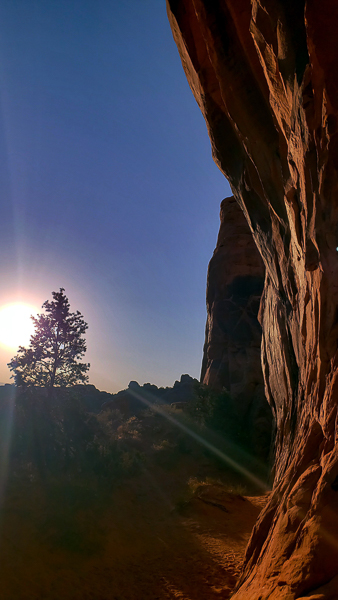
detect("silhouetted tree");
top-left (8, 288), bottom-right (89, 389)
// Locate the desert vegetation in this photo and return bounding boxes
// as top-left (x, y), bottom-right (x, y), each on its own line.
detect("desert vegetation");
top-left (0, 379), bottom-right (269, 599)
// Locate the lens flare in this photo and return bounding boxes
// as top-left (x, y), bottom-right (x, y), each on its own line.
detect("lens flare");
top-left (128, 388), bottom-right (269, 492)
top-left (0, 386), bottom-right (15, 508)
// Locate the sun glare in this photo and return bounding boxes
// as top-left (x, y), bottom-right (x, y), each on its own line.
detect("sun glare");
top-left (0, 303), bottom-right (38, 349)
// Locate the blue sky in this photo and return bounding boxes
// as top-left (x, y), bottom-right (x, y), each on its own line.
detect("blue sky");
top-left (0, 0), bottom-right (230, 392)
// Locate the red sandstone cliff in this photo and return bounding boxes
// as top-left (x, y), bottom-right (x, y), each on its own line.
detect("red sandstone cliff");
top-left (201, 196), bottom-right (272, 460)
top-left (167, 1), bottom-right (338, 598)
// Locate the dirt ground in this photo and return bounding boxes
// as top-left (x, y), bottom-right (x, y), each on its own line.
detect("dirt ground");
top-left (0, 461), bottom-right (268, 600)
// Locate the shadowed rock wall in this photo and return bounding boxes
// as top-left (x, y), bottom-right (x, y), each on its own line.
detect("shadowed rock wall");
top-left (167, 1), bottom-right (338, 598)
top-left (201, 196), bottom-right (272, 460)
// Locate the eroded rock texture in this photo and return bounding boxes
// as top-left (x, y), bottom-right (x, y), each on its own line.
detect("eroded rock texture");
top-left (201, 196), bottom-right (272, 459)
top-left (167, 1), bottom-right (338, 598)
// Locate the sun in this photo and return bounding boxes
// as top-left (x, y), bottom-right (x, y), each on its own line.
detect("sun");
top-left (0, 303), bottom-right (38, 349)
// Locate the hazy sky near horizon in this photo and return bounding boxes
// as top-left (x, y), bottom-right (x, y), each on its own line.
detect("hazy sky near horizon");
top-left (0, 0), bottom-right (231, 392)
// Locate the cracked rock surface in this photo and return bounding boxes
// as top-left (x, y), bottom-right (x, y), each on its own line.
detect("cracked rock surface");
top-left (167, 1), bottom-right (338, 597)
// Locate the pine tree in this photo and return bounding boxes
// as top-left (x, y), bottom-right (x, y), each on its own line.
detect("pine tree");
top-left (8, 289), bottom-right (90, 389)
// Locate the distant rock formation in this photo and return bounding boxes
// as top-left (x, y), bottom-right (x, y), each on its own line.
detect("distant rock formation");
top-left (101, 374), bottom-right (199, 417)
top-left (0, 376), bottom-right (199, 418)
top-left (167, 0), bottom-right (338, 597)
top-left (201, 196), bottom-right (272, 460)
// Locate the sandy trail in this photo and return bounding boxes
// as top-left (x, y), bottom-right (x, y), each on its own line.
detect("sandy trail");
top-left (0, 466), bottom-right (268, 600)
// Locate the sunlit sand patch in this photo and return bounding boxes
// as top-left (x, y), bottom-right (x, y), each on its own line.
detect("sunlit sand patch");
top-left (162, 577), bottom-right (193, 599)
top-left (195, 533), bottom-right (243, 568)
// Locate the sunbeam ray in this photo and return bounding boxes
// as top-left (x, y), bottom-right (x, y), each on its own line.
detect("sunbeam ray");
top-left (128, 388), bottom-right (269, 492)
top-left (0, 385), bottom-right (16, 510)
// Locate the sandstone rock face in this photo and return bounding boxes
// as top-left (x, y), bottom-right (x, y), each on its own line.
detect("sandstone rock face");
top-left (167, 1), bottom-right (338, 597)
top-left (201, 196), bottom-right (272, 459)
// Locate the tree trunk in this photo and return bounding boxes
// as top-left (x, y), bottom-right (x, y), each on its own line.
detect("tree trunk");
top-left (167, 0), bottom-right (338, 597)
top-left (49, 328), bottom-right (60, 391)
